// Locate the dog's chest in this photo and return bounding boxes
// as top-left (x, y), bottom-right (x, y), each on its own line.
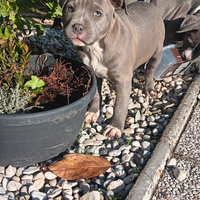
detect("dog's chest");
top-left (81, 42), bottom-right (108, 79)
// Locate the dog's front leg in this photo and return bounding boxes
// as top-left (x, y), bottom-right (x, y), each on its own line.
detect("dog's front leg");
top-left (85, 77), bottom-right (102, 123)
top-left (103, 80), bottom-right (132, 138)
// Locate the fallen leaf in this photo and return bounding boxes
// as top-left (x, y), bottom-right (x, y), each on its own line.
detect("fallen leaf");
top-left (135, 110), bottom-right (141, 123)
top-left (48, 154), bottom-right (112, 180)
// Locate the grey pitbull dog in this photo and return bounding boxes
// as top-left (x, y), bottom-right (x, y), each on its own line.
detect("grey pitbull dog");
top-left (132, 0), bottom-right (200, 70)
top-left (58, 0), bottom-right (164, 137)
top-left (154, 0), bottom-right (200, 66)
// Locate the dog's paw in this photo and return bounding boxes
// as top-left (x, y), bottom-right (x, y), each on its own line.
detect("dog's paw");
top-left (85, 111), bottom-right (99, 123)
top-left (103, 125), bottom-right (122, 138)
top-left (145, 90), bottom-right (158, 99)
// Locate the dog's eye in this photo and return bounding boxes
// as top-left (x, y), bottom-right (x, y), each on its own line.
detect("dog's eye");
top-left (94, 11), bottom-right (101, 17)
top-left (68, 6), bottom-right (74, 12)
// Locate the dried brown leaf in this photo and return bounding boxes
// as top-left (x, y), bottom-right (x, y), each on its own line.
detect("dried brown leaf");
top-left (48, 154), bottom-right (112, 180)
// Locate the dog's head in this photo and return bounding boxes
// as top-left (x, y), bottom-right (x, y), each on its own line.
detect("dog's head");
top-left (57, 0), bottom-right (123, 46)
top-left (177, 12), bottom-right (200, 61)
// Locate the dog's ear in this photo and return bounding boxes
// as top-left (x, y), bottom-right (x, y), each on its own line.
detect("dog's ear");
top-left (177, 15), bottom-right (200, 33)
top-left (110, 0), bottom-right (124, 9)
top-left (57, 0), bottom-right (67, 10)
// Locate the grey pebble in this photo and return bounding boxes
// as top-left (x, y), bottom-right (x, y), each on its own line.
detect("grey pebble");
top-left (143, 150), bottom-right (151, 160)
top-left (134, 153), bottom-right (145, 166)
top-left (95, 179), bottom-right (104, 186)
top-left (30, 191), bottom-right (46, 200)
top-left (79, 182), bottom-right (90, 194)
top-left (108, 150), bottom-right (121, 157)
top-left (123, 175), bottom-right (134, 185)
top-left (47, 188), bottom-right (62, 198)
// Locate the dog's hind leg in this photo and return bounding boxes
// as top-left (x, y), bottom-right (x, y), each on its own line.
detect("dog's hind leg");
top-left (145, 48), bottom-right (163, 99)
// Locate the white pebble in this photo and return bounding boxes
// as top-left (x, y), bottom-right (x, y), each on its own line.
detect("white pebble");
top-left (23, 167), bottom-right (40, 175)
top-left (7, 180), bottom-right (22, 192)
top-left (108, 150), bottom-right (121, 157)
top-left (6, 165), bottom-right (16, 178)
top-left (131, 141), bottom-right (141, 147)
top-left (33, 179), bottom-right (45, 190)
top-left (44, 171), bottom-right (57, 180)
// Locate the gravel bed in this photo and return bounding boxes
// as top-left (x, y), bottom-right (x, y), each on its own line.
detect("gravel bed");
top-left (0, 27), bottom-right (198, 200)
top-left (152, 101), bottom-right (200, 200)
top-left (174, 101), bottom-right (200, 160)
top-left (152, 158), bottom-right (200, 200)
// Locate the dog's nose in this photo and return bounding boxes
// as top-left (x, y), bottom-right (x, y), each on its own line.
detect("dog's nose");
top-left (73, 24), bottom-right (84, 34)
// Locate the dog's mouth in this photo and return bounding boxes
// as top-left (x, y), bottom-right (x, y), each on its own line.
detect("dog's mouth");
top-left (70, 37), bottom-right (86, 46)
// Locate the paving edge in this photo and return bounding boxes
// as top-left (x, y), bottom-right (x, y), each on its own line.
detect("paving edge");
top-left (126, 74), bottom-right (200, 200)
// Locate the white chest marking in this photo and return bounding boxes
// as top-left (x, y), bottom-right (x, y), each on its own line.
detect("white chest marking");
top-left (82, 42), bottom-right (108, 79)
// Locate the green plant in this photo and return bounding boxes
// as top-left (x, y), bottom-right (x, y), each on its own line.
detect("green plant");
top-left (16, 0), bottom-right (62, 19)
top-left (0, 0), bottom-right (46, 114)
top-left (45, 0), bottom-right (62, 19)
top-left (25, 75), bottom-right (45, 89)
top-left (100, 186), bottom-right (107, 191)
top-left (133, 165), bottom-right (142, 173)
top-left (0, 1), bottom-right (44, 40)
top-left (0, 84), bottom-right (33, 114)
top-left (0, 38), bottom-right (45, 99)
top-left (109, 197), bottom-right (119, 200)
top-left (76, 121), bottom-right (91, 143)
top-left (0, 39), bottom-right (31, 87)
top-left (126, 138), bottom-right (135, 145)
top-left (142, 136), bottom-right (149, 141)
top-left (0, 1), bottom-right (32, 38)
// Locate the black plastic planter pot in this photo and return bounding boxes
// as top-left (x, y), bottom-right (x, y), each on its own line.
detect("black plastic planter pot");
top-left (0, 56), bottom-right (96, 167)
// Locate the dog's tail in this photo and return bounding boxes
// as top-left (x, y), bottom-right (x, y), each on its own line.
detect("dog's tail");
top-left (150, 0), bottom-right (157, 6)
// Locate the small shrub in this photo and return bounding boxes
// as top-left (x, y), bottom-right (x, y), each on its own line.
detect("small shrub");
top-left (0, 84), bottom-right (33, 114)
